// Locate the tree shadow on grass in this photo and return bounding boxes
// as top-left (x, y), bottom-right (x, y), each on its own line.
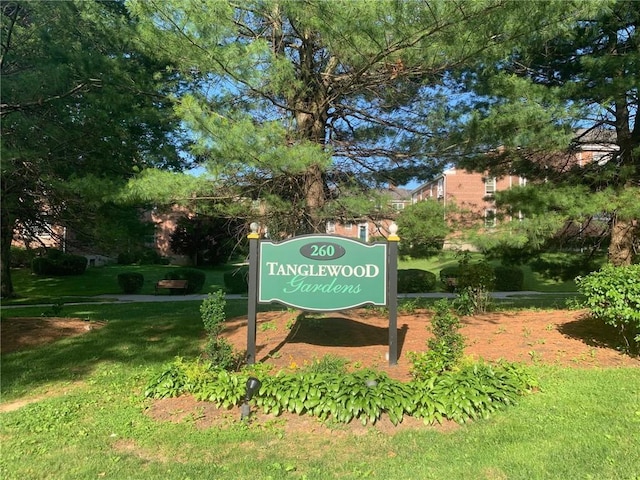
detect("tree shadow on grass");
top-left (0, 316), bottom-right (205, 396)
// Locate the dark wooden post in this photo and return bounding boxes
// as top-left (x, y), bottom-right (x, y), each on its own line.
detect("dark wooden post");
top-left (387, 223), bottom-right (399, 366)
top-left (246, 222), bottom-right (260, 364)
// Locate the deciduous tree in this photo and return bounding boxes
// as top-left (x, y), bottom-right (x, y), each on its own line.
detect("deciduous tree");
top-left (1, 0), bottom-right (183, 297)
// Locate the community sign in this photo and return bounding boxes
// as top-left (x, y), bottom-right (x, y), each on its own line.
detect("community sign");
top-left (258, 235), bottom-right (387, 311)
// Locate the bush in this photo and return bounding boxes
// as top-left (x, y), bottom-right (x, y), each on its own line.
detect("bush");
top-left (223, 266), bottom-right (249, 294)
top-left (200, 291), bottom-right (242, 369)
top-left (165, 268), bottom-right (206, 294)
top-left (529, 253), bottom-right (600, 282)
top-left (397, 269), bottom-right (437, 293)
top-left (10, 247), bottom-right (38, 268)
top-left (31, 252), bottom-right (87, 276)
top-left (117, 248), bottom-right (169, 265)
top-left (493, 265), bottom-right (524, 291)
top-left (117, 272), bottom-right (144, 294)
top-left (454, 261), bottom-right (495, 315)
top-left (117, 251), bottom-right (138, 265)
top-left (409, 299), bottom-right (465, 378)
top-left (439, 266), bottom-right (461, 292)
top-left (577, 264), bottom-right (640, 353)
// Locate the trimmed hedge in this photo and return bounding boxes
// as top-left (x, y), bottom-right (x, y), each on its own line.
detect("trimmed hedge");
top-left (493, 265), bottom-right (524, 291)
top-left (165, 268), bottom-right (206, 294)
top-left (31, 252), bottom-right (87, 276)
top-left (397, 269), bottom-right (437, 293)
top-left (117, 272), bottom-right (144, 294)
top-left (223, 266), bottom-right (249, 294)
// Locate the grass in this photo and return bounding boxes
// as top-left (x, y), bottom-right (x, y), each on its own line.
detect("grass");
top-left (1, 300), bottom-right (639, 479)
top-left (399, 252), bottom-right (583, 293)
top-left (3, 264), bottom-right (235, 305)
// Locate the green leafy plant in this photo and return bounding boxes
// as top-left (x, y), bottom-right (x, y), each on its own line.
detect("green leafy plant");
top-left (117, 272), bottom-right (144, 294)
top-left (399, 297), bottom-right (421, 314)
top-left (144, 358), bottom-right (536, 427)
top-left (577, 264), bottom-right (640, 353)
top-left (300, 354), bottom-right (349, 374)
top-left (223, 266), bottom-right (249, 294)
top-left (199, 291), bottom-right (243, 369)
top-left (493, 265), bottom-right (524, 291)
top-left (409, 299), bottom-right (465, 379)
top-left (454, 256), bottom-right (495, 314)
top-left (397, 269), bottom-right (437, 293)
top-left (41, 300), bottom-right (64, 317)
top-left (31, 251), bottom-right (88, 276)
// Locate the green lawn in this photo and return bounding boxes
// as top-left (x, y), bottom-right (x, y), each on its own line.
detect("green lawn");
top-left (1, 301), bottom-right (638, 479)
top-left (3, 264), bottom-right (236, 305)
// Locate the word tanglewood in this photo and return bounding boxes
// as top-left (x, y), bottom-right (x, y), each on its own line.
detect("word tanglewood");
top-left (265, 262), bottom-right (380, 278)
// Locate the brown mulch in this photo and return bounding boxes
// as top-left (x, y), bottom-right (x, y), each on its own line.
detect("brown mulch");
top-left (2, 309), bottom-right (638, 434)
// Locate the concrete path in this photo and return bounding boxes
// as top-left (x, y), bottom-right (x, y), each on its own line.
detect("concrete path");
top-left (0, 291), bottom-right (573, 309)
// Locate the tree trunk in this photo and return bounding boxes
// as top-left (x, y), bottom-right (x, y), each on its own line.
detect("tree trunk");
top-left (304, 164), bottom-right (325, 233)
top-left (1, 208), bottom-right (16, 298)
top-left (608, 213), bottom-right (638, 266)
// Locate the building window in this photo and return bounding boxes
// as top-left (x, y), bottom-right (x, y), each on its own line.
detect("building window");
top-left (485, 177), bottom-right (496, 196)
top-left (437, 179), bottom-right (444, 198)
top-left (484, 209), bottom-right (496, 228)
top-left (392, 202), bottom-right (404, 211)
top-left (326, 221), bottom-right (336, 233)
top-left (345, 222), bottom-right (353, 231)
top-left (519, 176), bottom-right (527, 186)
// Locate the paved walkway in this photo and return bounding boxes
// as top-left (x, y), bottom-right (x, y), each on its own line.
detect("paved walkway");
top-left (1, 291), bottom-right (572, 309)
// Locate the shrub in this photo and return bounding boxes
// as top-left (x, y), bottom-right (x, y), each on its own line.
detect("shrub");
top-left (409, 299), bottom-right (465, 379)
top-left (439, 266), bottom-right (461, 292)
top-left (577, 264), bottom-right (640, 353)
top-left (165, 268), bottom-right (206, 294)
top-left (454, 261), bottom-right (495, 314)
top-left (493, 265), bottom-right (524, 291)
top-left (31, 252), bottom-right (87, 276)
top-left (10, 247), bottom-right (38, 268)
top-left (118, 248), bottom-right (169, 265)
top-left (397, 269), bottom-right (437, 293)
top-left (529, 253), bottom-right (600, 282)
top-left (200, 291), bottom-right (242, 369)
top-left (223, 266), bottom-right (249, 294)
top-left (200, 290), bottom-right (226, 337)
top-left (117, 272), bottom-right (144, 294)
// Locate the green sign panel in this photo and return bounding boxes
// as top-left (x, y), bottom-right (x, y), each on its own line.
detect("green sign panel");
top-left (258, 235), bottom-right (387, 311)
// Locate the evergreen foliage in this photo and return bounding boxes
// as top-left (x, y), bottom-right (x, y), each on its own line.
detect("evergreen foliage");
top-left (454, 0), bottom-right (639, 266)
top-left (125, 0), bottom-right (526, 236)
